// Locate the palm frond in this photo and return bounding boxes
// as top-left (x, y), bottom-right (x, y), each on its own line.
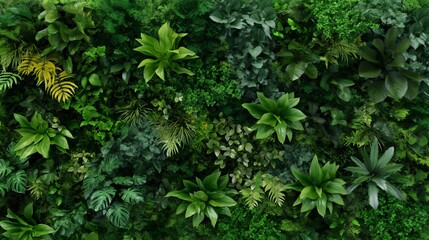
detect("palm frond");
top-left (48, 71), bottom-right (78, 102)
top-left (151, 119), bottom-right (195, 157)
top-left (0, 71), bottom-right (22, 92)
top-left (117, 100), bottom-right (149, 127)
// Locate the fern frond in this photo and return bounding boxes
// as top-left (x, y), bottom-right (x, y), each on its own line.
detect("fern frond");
top-left (33, 58), bottom-right (57, 89)
top-left (240, 188), bottom-right (264, 210)
top-left (118, 100), bottom-right (148, 127)
top-left (0, 71), bottom-right (22, 92)
top-left (261, 174), bottom-right (287, 207)
top-left (155, 121), bottom-right (195, 157)
top-left (48, 71), bottom-right (77, 102)
top-left (17, 53), bottom-right (40, 75)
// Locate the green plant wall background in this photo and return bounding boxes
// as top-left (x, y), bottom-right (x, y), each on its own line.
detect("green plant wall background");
top-left (1, 0), bottom-right (429, 239)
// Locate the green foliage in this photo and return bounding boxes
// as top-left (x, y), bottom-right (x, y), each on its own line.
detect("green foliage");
top-left (357, 27), bottom-right (422, 102)
top-left (48, 204), bottom-right (87, 238)
top-left (210, 0), bottom-right (277, 90)
top-left (277, 40), bottom-right (319, 82)
top-left (286, 155), bottom-right (347, 217)
top-left (216, 204), bottom-right (283, 240)
top-left (17, 54), bottom-right (78, 103)
top-left (310, 0), bottom-right (378, 41)
top-left (36, 0), bottom-right (95, 56)
top-left (0, 203), bottom-right (55, 240)
top-left (360, 195), bottom-right (429, 240)
top-left (358, 0), bottom-right (408, 28)
top-left (205, 114), bottom-right (285, 187)
top-left (174, 62), bottom-right (242, 113)
top-left (13, 112), bottom-right (73, 159)
top-left (166, 170), bottom-right (238, 227)
top-left (84, 124), bottom-right (163, 228)
top-left (346, 139), bottom-right (404, 209)
top-left (0, 71), bottom-right (22, 92)
top-left (240, 172), bottom-right (287, 209)
top-left (242, 92), bottom-right (306, 143)
top-left (134, 22), bottom-right (198, 82)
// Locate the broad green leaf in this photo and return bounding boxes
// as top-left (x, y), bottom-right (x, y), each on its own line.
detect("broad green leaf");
top-left (209, 196), bottom-right (237, 207)
top-left (88, 73), bottom-right (102, 87)
top-left (192, 212), bottom-right (204, 227)
top-left (274, 120), bottom-right (287, 144)
top-left (305, 63), bottom-right (318, 79)
top-left (286, 62), bottom-right (307, 81)
top-left (385, 182), bottom-right (404, 200)
top-left (300, 198), bottom-right (315, 212)
top-left (324, 182), bottom-right (346, 195)
top-left (194, 191), bottom-right (208, 202)
top-left (203, 170), bottom-right (221, 191)
top-left (395, 38), bottom-right (411, 53)
top-left (33, 224), bottom-right (55, 236)
top-left (349, 156), bottom-right (368, 171)
top-left (106, 203), bottom-right (129, 228)
top-left (309, 155), bottom-right (323, 185)
top-left (291, 167), bottom-right (311, 186)
top-left (329, 194), bottom-right (344, 205)
top-left (372, 39), bottom-right (385, 54)
top-left (371, 177), bottom-right (387, 191)
top-left (345, 166), bottom-right (369, 175)
top-left (6, 170), bottom-right (27, 193)
top-left (315, 193), bottom-right (327, 217)
top-left (143, 62), bottom-right (158, 82)
top-left (285, 108), bottom-right (306, 122)
top-left (37, 136), bottom-right (50, 158)
top-left (299, 186), bottom-right (318, 200)
top-left (14, 114), bottom-right (31, 128)
top-left (183, 180), bottom-right (198, 192)
top-left (242, 103), bottom-right (266, 119)
top-left (185, 202), bottom-right (198, 218)
top-left (205, 205), bottom-right (218, 227)
top-left (358, 61), bottom-right (381, 78)
top-left (23, 203), bottom-right (34, 224)
top-left (369, 139), bottom-right (379, 171)
top-left (255, 124), bottom-right (275, 139)
top-left (165, 190), bottom-right (192, 202)
top-left (368, 183), bottom-right (379, 209)
top-left (257, 92), bottom-right (276, 112)
top-left (120, 188), bottom-right (144, 204)
top-left (14, 135), bottom-right (36, 152)
top-left (376, 147), bottom-right (394, 168)
top-left (384, 28), bottom-right (399, 49)
top-left (368, 80), bottom-right (388, 103)
top-left (89, 187), bottom-right (116, 211)
top-left (257, 113), bottom-right (278, 127)
top-left (404, 79), bottom-right (420, 100)
top-left (176, 202), bottom-right (188, 215)
top-left (357, 46), bottom-right (380, 63)
top-left (385, 72), bottom-right (408, 99)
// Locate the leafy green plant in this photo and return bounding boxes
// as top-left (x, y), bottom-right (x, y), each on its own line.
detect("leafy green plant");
top-left (0, 202), bottom-right (55, 240)
top-left (166, 169), bottom-right (238, 227)
top-left (286, 155), bottom-right (347, 217)
top-left (240, 172), bottom-right (287, 209)
top-left (134, 22), bottom-right (198, 82)
top-left (0, 71), bottom-right (22, 92)
top-left (242, 92), bottom-right (306, 143)
top-left (357, 27), bottom-right (422, 102)
top-left (210, 0), bottom-right (277, 90)
top-left (346, 139), bottom-right (404, 209)
top-left (13, 112), bottom-right (73, 160)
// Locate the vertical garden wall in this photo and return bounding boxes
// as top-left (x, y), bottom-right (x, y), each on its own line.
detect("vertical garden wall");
top-left (1, 0), bottom-right (429, 239)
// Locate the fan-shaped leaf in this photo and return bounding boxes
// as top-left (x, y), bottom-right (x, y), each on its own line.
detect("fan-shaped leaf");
top-left (106, 203), bottom-right (129, 228)
top-left (120, 188), bottom-right (144, 204)
top-left (89, 187), bottom-right (116, 211)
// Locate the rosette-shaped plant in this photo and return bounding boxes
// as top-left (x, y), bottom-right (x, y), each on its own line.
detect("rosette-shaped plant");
top-left (242, 92), bottom-right (306, 143)
top-left (286, 155), bottom-right (347, 217)
top-left (165, 170), bottom-right (237, 227)
top-left (134, 22), bottom-right (198, 82)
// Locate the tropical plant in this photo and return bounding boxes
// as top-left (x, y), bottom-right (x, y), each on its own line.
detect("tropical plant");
top-left (346, 139), bottom-right (404, 209)
top-left (0, 71), bottom-right (22, 92)
top-left (134, 22), bottom-right (198, 82)
top-left (242, 92), bottom-right (306, 143)
top-left (285, 155), bottom-right (347, 217)
top-left (17, 54), bottom-right (78, 103)
top-left (0, 202), bottom-right (55, 240)
top-left (240, 172), bottom-right (288, 209)
top-left (357, 27), bottom-right (422, 102)
top-left (13, 112), bottom-right (73, 160)
top-left (35, 0), bottom-right (95, 56)
top-left (165, 169), bottom-right (238, 227)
